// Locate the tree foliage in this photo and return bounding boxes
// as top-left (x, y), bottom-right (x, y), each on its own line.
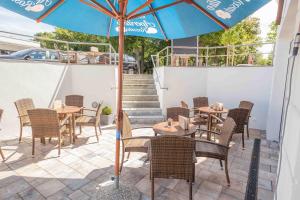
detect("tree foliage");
top-left (267, 21), bottom-right (278, 42)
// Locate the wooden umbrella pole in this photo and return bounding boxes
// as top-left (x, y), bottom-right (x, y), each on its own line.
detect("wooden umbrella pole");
top-left (114, 15), bottom-right (125, 189)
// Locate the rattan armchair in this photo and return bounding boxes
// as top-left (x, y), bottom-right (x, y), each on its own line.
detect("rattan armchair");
top-left (120, 112), bottom-right (153, 173)
top-left (0, 108), bottom-right (5, 161)
top-left (28, 109), bottom-right (70, 157)
top-left (150, 135), bottom-right (195, 200)
top-left (166, 107), bottom-right (189, 121)
top-left (195, 117), bottom-right (236, 186)
top-left (212, 108), bottom-right (249, 149)
top-left (239, 101), bottom-right (254, 139)
top-left (180, 101), bottom-right (207, 128)
top-left (14, 98), bottom-right (35, 143)
top-left (75, 102), bottom-right (102, 142)
top-left (193, 97), bottom-right (209, 116)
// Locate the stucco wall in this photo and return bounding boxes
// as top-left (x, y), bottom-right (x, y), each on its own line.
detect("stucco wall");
top-left (275, 0), bottom-right (300, 199)
top-left (154, 66), bottom-right (273, 130)
top-left (0, 61), bottom-right (116, 138)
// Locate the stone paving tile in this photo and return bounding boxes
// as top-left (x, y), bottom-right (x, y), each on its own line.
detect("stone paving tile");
top-left (0, 128), bottom-right (278, 200)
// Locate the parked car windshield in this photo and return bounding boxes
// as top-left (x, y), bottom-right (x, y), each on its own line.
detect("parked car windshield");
top-left (9, 49), bottom-right (32, 57)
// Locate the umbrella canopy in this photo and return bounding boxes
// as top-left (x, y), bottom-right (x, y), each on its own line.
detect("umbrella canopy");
top-left (0, 0), bottom-right (270, 188)
top-left (1, 0), bottom-right (269, 40)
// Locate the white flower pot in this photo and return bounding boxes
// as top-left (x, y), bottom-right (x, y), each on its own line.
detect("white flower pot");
top-left (101, 114), bottom-right (114, 125)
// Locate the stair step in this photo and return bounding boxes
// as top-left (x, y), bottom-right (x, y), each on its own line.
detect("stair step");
top-left (123, 101), bottom-right (160, 108)
top-left (123, 84), bottom-right (155, 89)
top-left (123, 74), bottom-right (153, 80)
top-left (123, 108), bottom-right (162, 116)
top-left (123, 95), bottom-right (159, 101)
top-left (123, 89), bottom-right (157, 95)
top-left (124, 79), bottom-right (154, 84)
top-left (128, 115), bottom-right (164, 124)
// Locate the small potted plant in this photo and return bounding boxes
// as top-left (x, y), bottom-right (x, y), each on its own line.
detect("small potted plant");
top-left (100, 106), bottom-right (113, 125)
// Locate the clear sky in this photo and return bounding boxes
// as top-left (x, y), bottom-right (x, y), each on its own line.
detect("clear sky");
top-left (0, 0), bottom-right (277, 39)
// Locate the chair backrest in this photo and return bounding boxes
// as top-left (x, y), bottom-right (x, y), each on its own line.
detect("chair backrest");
top-left (14, 98), bottom-right (35, 124)
top-left (65, 95), bottom-right (84, 107)
top-left (28, 109), bottom-right (60, 138)
top-left (180, 101), bottom-right (189, 109)
top-left (95, 102), bottom-right (103, 125)
top-left (122, 112), bottom-right (132, 143)
top-left (219, 117), bottom-right (237, 147)
top-left (167, 107), bottom-right (189, 121)
top-left (239, 101), bottom-right (254, 123)
top-left (193, 97), bottom-right (208, 115)
top-left (227, 108), bottom-right (249, 134)
top-left (150, 135), bottom-right (195, 180)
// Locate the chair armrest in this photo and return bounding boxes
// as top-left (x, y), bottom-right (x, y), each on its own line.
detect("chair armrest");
top-left (198, 129), bottom-right (221, 135)
top-left (17, 114), bottom-right (28, 118)
top-left (195, 139), bottom-right (229, 149)
top-left (122, 136), bottom-right (153, 141)
top-left (83, 108), bottom-right (97, 112)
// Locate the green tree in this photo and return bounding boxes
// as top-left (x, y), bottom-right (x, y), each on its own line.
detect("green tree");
top-left (35, 28), bottom-right (169, 73)
top-left (267, 21), bottom-right (278, 42)
top-left (198, 18), bottom-right (261, 66)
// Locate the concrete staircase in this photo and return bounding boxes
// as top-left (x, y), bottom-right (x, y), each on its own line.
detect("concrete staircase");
top-left (123, 74), bottom-right (164, 124)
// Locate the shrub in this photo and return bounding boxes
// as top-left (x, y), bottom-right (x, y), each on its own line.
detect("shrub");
top-left (102, 106), bottom-right (112, 115)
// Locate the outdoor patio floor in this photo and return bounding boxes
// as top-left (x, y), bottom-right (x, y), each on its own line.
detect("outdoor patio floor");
top-left (0, 126), bottom-right (279, 200)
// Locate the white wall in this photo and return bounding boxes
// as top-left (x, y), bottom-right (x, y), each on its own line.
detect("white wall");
top-left (154, 66), bottom-right (273, 130)
top-left (275, 0), bottom-right (300, 200)
top-left (56, 65), bottom-right (117, 113)
top-left (0, 61), bottom-right (116, 138)
top-left (0, 61), bottom-right (67, 138)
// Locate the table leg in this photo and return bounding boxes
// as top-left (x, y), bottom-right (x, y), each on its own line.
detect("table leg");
top-left (207, 114), bottom-right (212, 141)
top-left (72, 114), bottom-right (76, 143)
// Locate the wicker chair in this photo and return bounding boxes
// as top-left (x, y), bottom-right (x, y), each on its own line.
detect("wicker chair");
top-left (166, 107), bottom-right (189, 121)
top-left (0, 108), bottom-right (5, 160)
top-left (14, 98), bottom-right (35, 143)
top-left (239, 101), bottom-right (254, 138)
top-left (195, 117), bottom-right (236, 186)
top-left (193, 97), bottom-right (208, 116)
top-left (28, 109), bottom-right (70, 157)
top-left (150, 135), bottom-right (195, 200)
top-left (65, 95), bottom-right (84, 107)
top-left (180, 101), bottom-right (207, 129)
top-left (120, 112), bottom-right (152, 173)
top-left (75, 102), bottom-right (102, 142)
top-left (213, 108), bottom-right (249, 149)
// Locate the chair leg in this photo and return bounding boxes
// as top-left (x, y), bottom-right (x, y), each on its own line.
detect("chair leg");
top-left (189, 180), bottom-right (193, 200)
top-left (32, 137), bottom-right (35, 157)
top-left (98, 124), bottom-right (102, 135)
top-left (246, 124), bottom-right (250, 139)
top-left (127, 152), bottom-right (131, 160)
top-left (95, 126), bottom-right (99, 142)
top-left (19, 124), bottom-right (23, 143)
top-left (58, 136), bottom-right (61, 157)
top-left (225, 156), bottom-right (230, 186)
top-left (79, 125), bottom-right (82, 134)
top-left (219, 159), bottom-right (223, 169)
top-left (151, 178), bottom-right (154, 200)
top-left (242, 131), bottom-right (245, 150)
top-left (0, 146), bottom-right (5, 161)
top-left (120, 146), bottom-right (125, 173)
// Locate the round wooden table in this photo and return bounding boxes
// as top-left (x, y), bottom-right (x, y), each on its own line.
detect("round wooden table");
top-left (153, 121), bottom-right (197, 138)
top-left (56, 106), bottom-right (82, 143)
top-left (198, 106), bottom-right (228, 140)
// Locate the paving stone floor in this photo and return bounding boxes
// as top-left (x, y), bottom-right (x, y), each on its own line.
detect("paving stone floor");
top-left (0, 126), bottom-right (279, 200)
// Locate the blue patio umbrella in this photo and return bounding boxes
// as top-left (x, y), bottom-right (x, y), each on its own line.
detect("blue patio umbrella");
top-left (0, 0), bottom-right (270, 188)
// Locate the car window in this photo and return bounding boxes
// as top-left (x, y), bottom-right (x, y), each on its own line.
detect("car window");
top-left (30, 50), bottom-right (46, 60)
top-left (48, 51), bottom-right (59, 60)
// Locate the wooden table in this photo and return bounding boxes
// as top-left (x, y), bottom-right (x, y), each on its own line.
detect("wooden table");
top-left (153, 121), bottom-right (197, 138)
top-left (198, 106), bottom-right (228, 140)
top-left (56, 106), bottom-right (82, 143)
